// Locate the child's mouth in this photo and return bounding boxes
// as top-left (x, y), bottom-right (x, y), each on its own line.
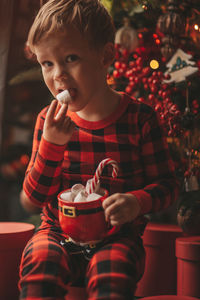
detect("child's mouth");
top-left (56, 90), bottom-right (71, 104)
top-left (57, 88), bottom-right (77, 101)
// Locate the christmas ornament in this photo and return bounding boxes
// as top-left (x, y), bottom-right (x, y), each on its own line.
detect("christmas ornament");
top-left (115, 17), bottom-right (139, 52)
top-left (163, 49), bottom-right (198, 84)
top-left (157, 9), bottom-right (185, 36)
top-left (181, 110), bottom-right (195, 130)
top-left (157, 0), bottom-right (186, 60)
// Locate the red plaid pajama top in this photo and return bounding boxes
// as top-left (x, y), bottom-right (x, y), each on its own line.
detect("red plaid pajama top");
top-left (23, 93), bottom-right (179, 228)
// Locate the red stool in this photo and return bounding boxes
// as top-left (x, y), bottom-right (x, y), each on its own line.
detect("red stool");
top-left (176, 236), bottom-right (200, 298)
top-left (140, 295), bottom-right (199, 300)
top-left (0, 222), bottom-right (35, 300)
top-left (135, 222), bottom-right (183, 297)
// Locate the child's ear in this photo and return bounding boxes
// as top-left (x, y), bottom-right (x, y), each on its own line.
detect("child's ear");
top-left (101, 42), bottom-right (115, 67)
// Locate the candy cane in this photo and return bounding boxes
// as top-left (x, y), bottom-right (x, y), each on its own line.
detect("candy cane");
top-left (86, 158), bottom-right (119, 194)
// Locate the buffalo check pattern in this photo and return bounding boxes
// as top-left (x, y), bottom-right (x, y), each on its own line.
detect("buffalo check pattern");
top-left (24, 92), bottom-right (179, 221)
top-left (20, 93), bottom-right (180, 299)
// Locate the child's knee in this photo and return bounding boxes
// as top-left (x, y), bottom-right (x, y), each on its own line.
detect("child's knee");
top-left (20, 234), bottom-right (71, 279)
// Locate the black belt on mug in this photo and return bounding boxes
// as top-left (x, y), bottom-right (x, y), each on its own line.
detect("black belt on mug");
top-left (58, 205), bottom-right (103, 217)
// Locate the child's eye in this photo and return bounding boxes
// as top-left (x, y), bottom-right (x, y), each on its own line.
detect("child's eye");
top-left (65, 55), bottom-right (79, 63)
top-left (41, 61), bottom-right (53, 67)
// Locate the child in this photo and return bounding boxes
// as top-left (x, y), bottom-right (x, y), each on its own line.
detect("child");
top-left (19, 0), bottom-right (180, 299)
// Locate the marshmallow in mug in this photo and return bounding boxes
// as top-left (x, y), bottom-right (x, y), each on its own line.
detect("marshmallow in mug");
top-left (74, 191), bottom-right (102, 202)
top-left (72, 182), bottom-right (102, 202)
top-left (60, 183), bottom-right (102, 203)
top-left (56, 90), bottom-right (71, 104)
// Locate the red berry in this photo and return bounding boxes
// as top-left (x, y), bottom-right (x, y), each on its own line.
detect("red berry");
top-left (125, 70), bottom-right (131, 78)
top-left (129, 61), bottom-right (135, 68)
top-left (131, 67), bottom-right (137, 74)
top-left (152, 71), bottom-right (157, 78)
top-left (114, 61), bottom-right (121, 69)
top-left (148, 94), bottom-right (155, 102)
top-left (121, 62), bottom-right (127, 71)
top-left (155, 104), bottom-right (162, 112)
top-left (143, 67), bottom-right (151, 75)
top-left (161, 83), bottom-right (168, 90)
top-left (129, 76), bottom-right (134, 82)
top-left (164, 97), bottom-right (171, 104)
top-left (122, 49), bottom-right (129, 58)
top-left (162, 91), bottom-right (169, 98)
top-left (150, 85), bottom-right (158, 94)
top-left (157, 71), bottom-right (163, 77)
top-left (136, 57), bottom-right (142, 66)
top-left (164, 73), bottom-right (171, 80)
top-left (125, 86), bottom-right (132, 94)
top-left (137, 66), bottom-right (142, 72)
top-left (119, 68), bottom-right (125, 75)
top-left (142, 77), bottom-right (148, 83)
top-left (113, 70), bottom-right (121, 78)
top-left (129, 81), bottom-right (136, 88)
top-left (138, 97), bottom-right (145, 102)
top-left (134, 77), bottom-right (140, 84)
top-left (192, 99), bottom-right (199, 108)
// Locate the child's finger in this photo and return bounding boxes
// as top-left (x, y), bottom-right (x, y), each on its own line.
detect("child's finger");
top-left (102, 195), bottom-right (116, 210)
top-left (46, 100), bottom-right (58, 122)
top-left (104, 202), bottom-right (120, 221)
top-left (54, 103), bottom-right (68, 121)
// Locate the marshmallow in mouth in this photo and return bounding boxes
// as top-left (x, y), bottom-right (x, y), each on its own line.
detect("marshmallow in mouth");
top-left (56, 90), bottom-right (71, 104)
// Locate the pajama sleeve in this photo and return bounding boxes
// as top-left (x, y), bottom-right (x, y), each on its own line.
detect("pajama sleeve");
top-left (128, 107), bottom-right (180, 216)
top-left (23, 108), bottom-right (66, 207)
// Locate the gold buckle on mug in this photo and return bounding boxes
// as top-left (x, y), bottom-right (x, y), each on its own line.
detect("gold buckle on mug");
top-left (62, 206), bottom-right (76, 217)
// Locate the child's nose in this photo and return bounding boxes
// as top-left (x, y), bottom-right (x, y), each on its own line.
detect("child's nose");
top-left (54, 65), bottom-right (68, 81)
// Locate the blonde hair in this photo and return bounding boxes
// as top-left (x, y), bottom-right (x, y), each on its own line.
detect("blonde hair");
top-left (27, 0), bottom-right (115, 51)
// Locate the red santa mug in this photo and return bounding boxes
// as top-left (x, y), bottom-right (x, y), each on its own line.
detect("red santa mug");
top-left (58, 158), bottom-right (120, 244)
top-left (58, 188), bottom-right (117, 243)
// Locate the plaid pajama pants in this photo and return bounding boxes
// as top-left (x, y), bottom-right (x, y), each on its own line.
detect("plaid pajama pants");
top-left (19, 221), bottom-right (145, 300)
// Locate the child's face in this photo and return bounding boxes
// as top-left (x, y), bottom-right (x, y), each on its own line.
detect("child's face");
top-left (34, 27), bottom-right (109, 112)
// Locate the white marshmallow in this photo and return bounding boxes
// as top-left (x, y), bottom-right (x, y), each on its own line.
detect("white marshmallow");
top-left (60, 191), bottom-right (73, 202)
top-left (56, 90), bottom-right (71, 104)
top-left (74, 190), bottom-right (88, 202)
top-left (86, 193), bottom-right (101, 202)
top-left (71, 184), bottom-right (85, 196)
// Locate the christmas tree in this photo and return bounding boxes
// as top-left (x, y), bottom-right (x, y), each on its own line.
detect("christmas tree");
top-left (103, 0), bottom-right (200, 233)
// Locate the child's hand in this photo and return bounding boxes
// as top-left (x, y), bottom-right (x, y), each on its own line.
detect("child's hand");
top-left (102, 193), bottom-right (141, 226)
top-left (43, 100), bottom-right (75, 145)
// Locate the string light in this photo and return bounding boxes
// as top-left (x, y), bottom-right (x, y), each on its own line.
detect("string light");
top-left (150, 59), bottom-right (159, 69)
top-left (138, 33), bottom-right (143, 39)
top-left (152, 33), bottom-right (161, 45)
top-left (194, 24), bottom-right (199, 31)
top-left (142, 5), bottom-right (148, 10)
